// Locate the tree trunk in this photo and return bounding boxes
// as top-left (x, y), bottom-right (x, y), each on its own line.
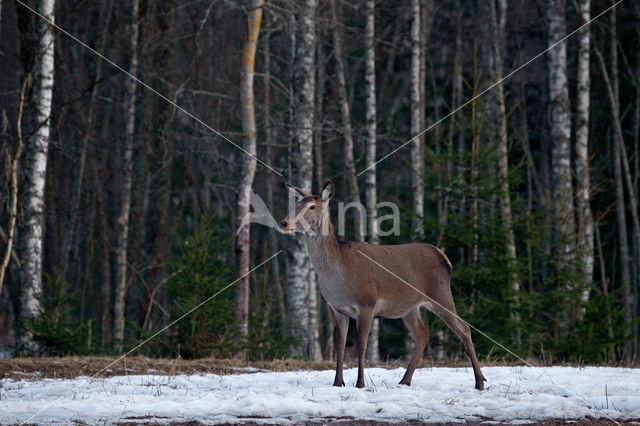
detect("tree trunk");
top-left (363, 0), bottom-right (379, 362)
top-left (264, 32), bottom-right (286, 328)
top-left (613, 133), bottom-right (633, 364)
top-left (470, 49), bottom-right (480, 276)
top-left (606, 6), bottom-right (639, 359)
top-left (18, 0), bottom-right (55, 354)
top-left (314, 31), bottom-right (335, 362)
top-left (0, 79), bottom-right (27, 296)
top-left (595, 223), bottom-right (614, 355)
top-left (61, 0), bottom-right (113, 281)
top-left (410, 0), bottom-right (424, 238)
top-left (330, 0), bottom-right (363, 240)
top-left (452, 3), bottom-right (466, 222)
top-left (113, 0), bottom-right (139, 353)
top-left (594, 18), bottom-right (637, 362)
top-left (314, 36), bottom-right (325, 193)
top-left (489, 0), bottom-right (520, 342)
top-left (234, 0), bottom-right (264, 358)
top-left (441, 3), bottom-right (463, 247)
top-left (574, 0), bottom-right (594, 317)
top-left (288, 0), bottom-right (322, 360)
top-left (546, 0), bottom-right (575, 276)
top-left (98, 178), bottom-right (112, 349)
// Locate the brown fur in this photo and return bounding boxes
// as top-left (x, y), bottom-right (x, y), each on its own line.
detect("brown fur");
top-left (280, 181), bottom-right (486, 390)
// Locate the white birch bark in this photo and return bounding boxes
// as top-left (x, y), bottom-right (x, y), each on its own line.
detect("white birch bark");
top-left (113, 0), bottom-right (139, 352)
top-left (288, 0), bottom-right (321, 360)
top-left (235, 0), bottom-right (264, 353)
top-left (410, 0), bottom-right (424, 238)
top-left (363, 0), bottom-right (379, 362)
top-left (546, 0), bottom-right (575, 272)
top-left (489, 0), bottom-right (520, 338)
top-left (574, 0), bottom-right (594, 312)
top-left (18, 0), bottom-right (55, 353)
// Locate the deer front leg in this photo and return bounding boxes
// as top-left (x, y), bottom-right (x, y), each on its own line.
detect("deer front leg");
top-left (355, 309), bottom-right (374, 388)
top-left (333, 310), bottom-right (349, 387)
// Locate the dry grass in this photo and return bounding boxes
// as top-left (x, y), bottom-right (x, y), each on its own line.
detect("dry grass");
top-left (0, 356), bottom-right (328, 380)
top-left (0, 356), bottom-right (535, 380)
top-left (3, 354), bottom-right (632, 381)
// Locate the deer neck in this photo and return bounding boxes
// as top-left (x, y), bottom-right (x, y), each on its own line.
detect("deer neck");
top-left (303, 210), bottom-right (341, 277)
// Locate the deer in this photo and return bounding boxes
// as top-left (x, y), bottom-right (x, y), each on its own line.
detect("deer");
top-left (279, 180), bottom-right (486, 390)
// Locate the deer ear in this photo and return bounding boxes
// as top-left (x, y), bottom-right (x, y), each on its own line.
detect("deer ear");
top-left (321, 180), bottom-right (335, 202)
top-left (286, 183), bottom-right (309, 199)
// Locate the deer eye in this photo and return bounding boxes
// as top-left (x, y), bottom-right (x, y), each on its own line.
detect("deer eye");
top-left (309, 205), bottom-right (316, 210)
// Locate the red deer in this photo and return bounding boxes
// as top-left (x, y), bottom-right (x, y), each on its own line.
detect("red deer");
top-left (279, 180), bottom-right (486, 390)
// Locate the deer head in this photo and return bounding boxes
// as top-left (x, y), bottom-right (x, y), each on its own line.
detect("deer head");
top-left (279, 180), bottom-right (334, 236)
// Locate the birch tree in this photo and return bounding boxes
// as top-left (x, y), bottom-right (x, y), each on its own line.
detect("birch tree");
top-left (363, 0), bottom-right (379, 362)
top-left (574, 0), bottom-right (594, 313)
top-left (18, 0), bottom-right (55, 353)
top-left (113, 0), bottom-right (140, 352)
top-left (546, 0), bottom-right (575, 276)
top-left (410, 0), bottom-right (424, 238)
top-left (288, 0), bottom-right (322, 360)
top-left (235, 0), bottom-right (264, 355)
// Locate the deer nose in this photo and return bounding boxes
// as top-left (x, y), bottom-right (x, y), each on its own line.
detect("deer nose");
top-left (279, 220), bottom-right (288, 229)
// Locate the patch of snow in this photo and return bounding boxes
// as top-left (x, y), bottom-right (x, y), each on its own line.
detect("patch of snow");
top-left (230, 366), bottom-right (270, 373)
top-left (1, 366), bottom-right (639, 424)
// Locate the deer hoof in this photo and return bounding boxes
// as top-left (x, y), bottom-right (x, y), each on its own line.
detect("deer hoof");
top-left (399, 379), bottom-right (411, 386)
top-left (333, 380), bottom-right (345, 387)
top-left (356, 381), bottom-right (365, 388)
top-left (474, 375), bottom-right (486, 391)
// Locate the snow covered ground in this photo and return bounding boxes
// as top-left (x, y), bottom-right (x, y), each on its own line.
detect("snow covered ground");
top-left (1, 366), bottom-right (639, 424)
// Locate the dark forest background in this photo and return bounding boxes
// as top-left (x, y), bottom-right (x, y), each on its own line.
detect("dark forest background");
top-left (0, 0), bottom-right (639, 365)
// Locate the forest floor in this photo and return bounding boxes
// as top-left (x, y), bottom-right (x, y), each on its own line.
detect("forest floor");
top-left (1, 358), bottom-right (639, 425)
top-left (0, 356), bottom-right (531, 380)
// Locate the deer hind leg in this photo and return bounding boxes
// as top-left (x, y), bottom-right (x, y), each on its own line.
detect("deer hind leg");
top-left (332, 310), bottom-right (349, 387)
top-left (355, 308), bottom-right (373, 388)
top-left (431, 291), bottom-right (486, 390)
top-left (399, 307), bottom-right (430, 386)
